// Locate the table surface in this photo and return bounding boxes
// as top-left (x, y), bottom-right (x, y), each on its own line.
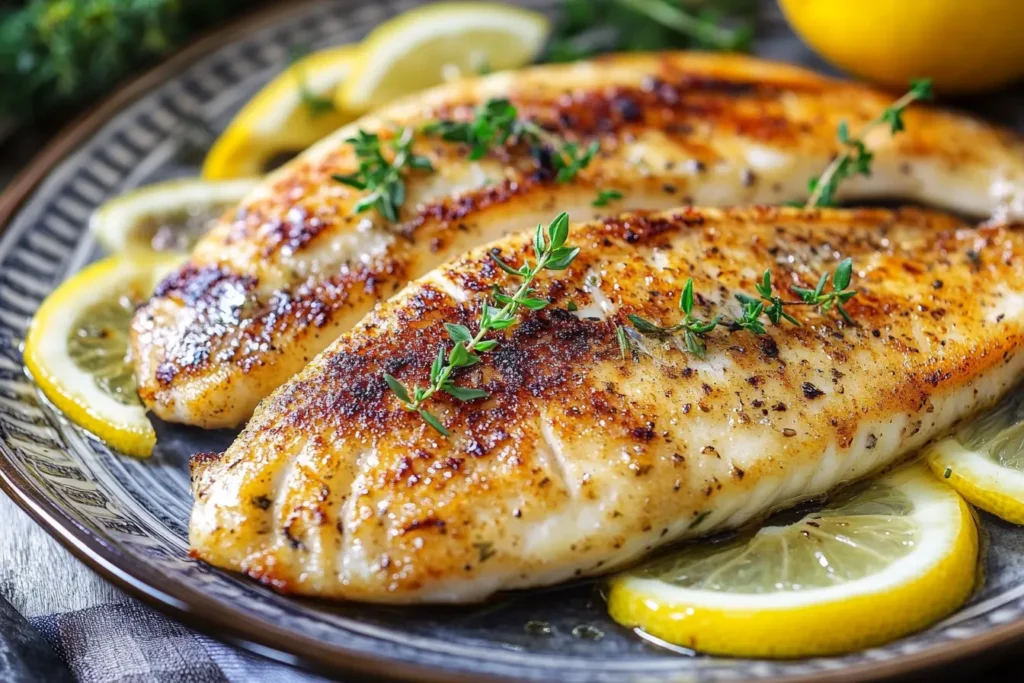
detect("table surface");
top-left (1, 3), bottom-right (1023, 682)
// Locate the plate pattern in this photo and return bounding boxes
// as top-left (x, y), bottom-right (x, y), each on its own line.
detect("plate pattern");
top-left (2, 1), bottom-right (1024, 681)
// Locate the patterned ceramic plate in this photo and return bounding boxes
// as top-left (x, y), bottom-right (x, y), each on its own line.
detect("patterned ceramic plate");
top-left (2, 1), bottom-right (1024, 681)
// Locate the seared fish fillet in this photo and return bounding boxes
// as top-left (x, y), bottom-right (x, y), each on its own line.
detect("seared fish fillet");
top-left (191, 206), bottom-right (1024, 603)
top-left (135, 52), bottom-right (1024, 428)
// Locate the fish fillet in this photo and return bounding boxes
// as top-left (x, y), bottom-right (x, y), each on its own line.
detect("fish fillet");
top-left (133, 52), bottom-right (1024, 428)
top-left (190, 206), bottom-right (1024, 603)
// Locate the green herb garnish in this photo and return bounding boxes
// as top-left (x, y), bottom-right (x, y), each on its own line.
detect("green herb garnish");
top-left (546, 0), bottom-right (756, 62)
top-left (616, 325), bottom-right (630, 359)
top-left (332, 127), bottom-right (434, 222)
top-left (790, 258), bottom-right (858, 324)
top-left (627, 260), bottom-right (859, 357)
top-left (593, 189), bottom-right (624, 207)
top-left (296, 72), bottom-right (335, 118)
top-left (424, 97), bottom-right (599, 182)
top-left (385, 212), bottom-right (580, 435)
top-left (627, 278), bottom-right (721, 359)
top-left (289, 45), bottom-right (335, 118)
top-left (805, 79), bottom-right (933, 208)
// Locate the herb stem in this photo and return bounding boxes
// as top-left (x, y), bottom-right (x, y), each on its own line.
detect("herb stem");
top-left (407, 253), bottom-right (547, 411)
top-left (385, 212), bottom-right (580, 435)
top-left (616, 0), bottom-right (747, 50)
top-left (805, 80), bottom-right (933, 208)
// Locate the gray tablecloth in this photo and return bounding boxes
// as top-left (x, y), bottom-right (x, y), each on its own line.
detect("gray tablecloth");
top-left (2, 3), bottom-right (1023, 682)
top-left (0, 494), bottom-right (333, 683)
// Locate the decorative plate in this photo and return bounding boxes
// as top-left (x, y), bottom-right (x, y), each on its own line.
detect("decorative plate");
top-left (1, 1), bottom-right (1023, 681)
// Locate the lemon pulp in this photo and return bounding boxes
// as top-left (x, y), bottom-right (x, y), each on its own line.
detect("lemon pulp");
top-left (90, 177), bottom-right (257, 254)
top-left (67, 294), bottom-right (139, 405)
top-left (927, 387), bottom-right (1024, 524)
top-left (637, 482), bottom-right (917, 594)
top-left (24, 255), bottom-right (182, 457)
top-left (608, 464), bottom-right (977, 657)
top-left (338, 3), bottom-right (549, 112)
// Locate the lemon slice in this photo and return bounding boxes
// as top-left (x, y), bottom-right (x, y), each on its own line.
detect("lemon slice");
top-left (24, 254), bottom-right (182, 457)
top-left (337, 2), bottom-right (549, 112)
top-left (607, 464), bottom-right (977, 657)
top-left (927, 389), bottom-right (1024, 524)
top-left (202, 45), bottom-right (359, 180)
top-left (90, 177), bottom-right (257, 254)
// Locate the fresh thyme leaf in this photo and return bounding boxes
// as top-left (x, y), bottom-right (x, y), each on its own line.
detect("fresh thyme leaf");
top-left (332, 127), bottom-right (433, 222)
top-left (384, 374), bottom-right (411, 404)
top-left (617, 0), bottom-right (753, 51)
top-left (443, 384), bottom-right (490, 402)
top-left (417, 408), bottom-right (450, 437)
top-left (444, 323), bottom-right (473, 343)
top-left (789, 258), bottom-right (857, 323)
top-left (424, 98), bottom-right (599, 183)
top-left (617, 325), bottom-right (630, 359)
top-left (385, 212), bottom-right (580, 435)
top-left (592, 189), bottom-right (624, 207)
top-left (627, 313), bottom-right (672, 336)
top-left (805, 79), bottom-right (934, 208)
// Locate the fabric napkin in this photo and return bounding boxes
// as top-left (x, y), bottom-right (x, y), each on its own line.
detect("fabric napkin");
top-left (0, 494), bottom-right (333, 682)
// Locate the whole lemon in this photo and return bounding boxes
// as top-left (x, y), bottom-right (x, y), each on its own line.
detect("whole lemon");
top-left (779, 0), bottom-right (1024, 93)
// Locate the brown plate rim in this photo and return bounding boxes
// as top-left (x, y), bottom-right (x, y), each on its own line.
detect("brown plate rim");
top-left (0, 2), bottom-right (1022, 680)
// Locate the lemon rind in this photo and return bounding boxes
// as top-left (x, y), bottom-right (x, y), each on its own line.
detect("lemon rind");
top-left (607, 467), bottom-right (978, 657)
top-left (24, 255), bottom-right (180, 457)
top-left (202, 45), bottom-right (359, 180)
top-left (338, 2), bottom-right (549, 111)
top-left (90, 177), bottom-right (259, 253)
top-left (927, 438), bottom-right (1024, 524)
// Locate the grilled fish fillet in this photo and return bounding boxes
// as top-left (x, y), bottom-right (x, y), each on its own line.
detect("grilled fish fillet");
top-left (133, 52), bottom-right (1024, 428)
top-left (190, 206), bottom-right (1024, 603)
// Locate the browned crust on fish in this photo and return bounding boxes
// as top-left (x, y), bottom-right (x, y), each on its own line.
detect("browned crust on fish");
top-left (189, 206), bottom-right (1024, 602)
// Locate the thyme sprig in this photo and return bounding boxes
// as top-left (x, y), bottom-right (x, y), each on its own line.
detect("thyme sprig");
top-left (627, 278), bottom-right (720, 357)
top-left (385, 212), bottom-right (580, 435)
top-left (423, 97), bottom-right (599, 182)
top-left (805, 79), bottom-right (934, 208)
top-left (332, 127), bottom-right (434, 222)
top-left (627, 259), bottom-right (858, 358)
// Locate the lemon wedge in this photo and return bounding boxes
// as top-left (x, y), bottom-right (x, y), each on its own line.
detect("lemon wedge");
top-left (90, 177), bottom-right (257, 254)
top-left (927, 389), bottom-right (1024, 524)
top-left (337, 2), bottom-right (549, 112)
top-left (202, 45), bottom-right (359, 180)
top-left (24, 254), bottom-right (182, 457)
top-left (607, 464), bottom-right (977, 657)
